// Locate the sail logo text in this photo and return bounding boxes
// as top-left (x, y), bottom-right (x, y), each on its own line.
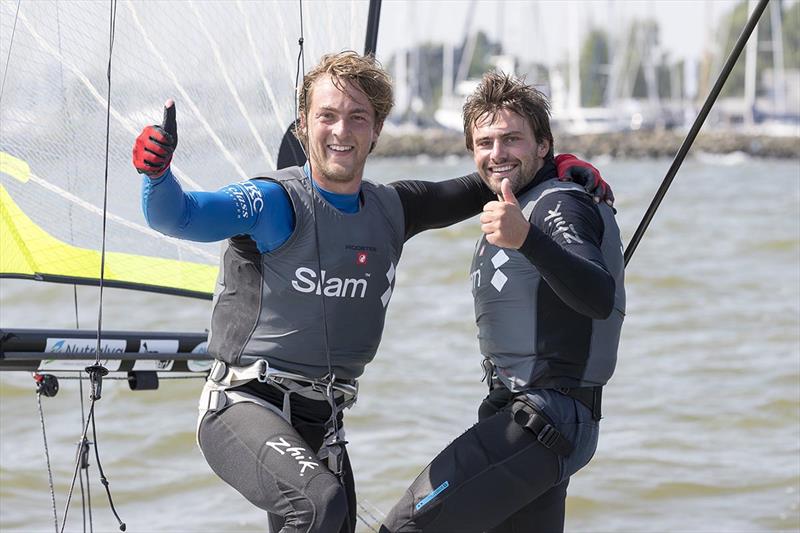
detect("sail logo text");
top-left (291, 267), bottom-right (368, 298)
top-left (264, 437), bottom-right (319, 476)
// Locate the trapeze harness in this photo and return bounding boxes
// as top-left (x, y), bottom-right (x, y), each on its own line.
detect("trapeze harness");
top-left (198, 360), bottom-right (358, 475)
top-left (196, 166), bottom-right (406, 477)
top-left (473, 178), bottom-right (625, 456)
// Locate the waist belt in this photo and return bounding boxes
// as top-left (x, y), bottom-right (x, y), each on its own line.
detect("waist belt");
top-left (558, 386), bottom-right (602, 421)
top-left (208, 359), bottom-right (358, 402)
top-left (482, 360), bottom-right (602, 421)
top-left (202, 359), bottom-right (358, 477)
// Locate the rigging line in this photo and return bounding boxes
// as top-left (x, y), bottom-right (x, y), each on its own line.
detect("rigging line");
top-left (294, 0), bottom-right (338, 439)
top-left (60, 403), bottom-right (97, 533)
top-left (356, 499), bottom-right (384, 529)
top-left (58, 0), bottom-right (90, 519)
top-left (0, 0), bottom-right (21, 105)
top-left (93, 0), bottom-right (118, 364)
top-left (65, 1), bottom-right (128, 531)
top-left (359, 497), bottom-right (387, 519)
top-left (10, 9), bottom-right (198, 192)
top-left (11, 170), bottom-right (218, 261)
top-left (356, 512), bottom-right (379, 533)
top-left (74, 433), bottom-right (94, 533)
top-left (291, 2), bottom-right (350, 530)
top-left (124, 1), bottom-right (248, 183)
top-left (36, 389), bottom-right (59, 533)
top-left (623, 0), bottom-right (770, 267)
top-left (89, 399), bottom-right (125, 529)
top-left (186, 0), bottom-right (276, 170)
top-left (236, 0), bottom-right (288, 131)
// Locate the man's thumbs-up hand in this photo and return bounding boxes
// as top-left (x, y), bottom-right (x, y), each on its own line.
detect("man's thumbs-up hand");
top-left (132, 99), bottom-right (178, 178)
top-left (480, 178), bottom-right (530, 249)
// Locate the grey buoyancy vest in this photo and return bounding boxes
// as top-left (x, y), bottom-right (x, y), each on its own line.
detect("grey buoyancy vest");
top-left (207, 166), bottom-right (405, 380)
top-left (470, 179), bottom-right (625, 391)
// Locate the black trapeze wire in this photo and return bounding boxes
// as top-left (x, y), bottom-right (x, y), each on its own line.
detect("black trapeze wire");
top-left (60, 1), bottom-right (126, 532)
top-left (624, 0), bottom-right (770, 267)
top-left (291, 2), bottom-right (368, 531)
top-left (36, 388), bottom-right (59, 533)
top-left (55, 0), bottom-right (94, 527)
top-left (0, 0), bottom-right (21, 105)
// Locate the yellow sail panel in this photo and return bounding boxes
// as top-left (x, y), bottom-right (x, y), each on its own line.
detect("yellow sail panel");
top-left (0, 152), bottom-right (30, 183)
top-left (0, 185), bottom-right (216, 297)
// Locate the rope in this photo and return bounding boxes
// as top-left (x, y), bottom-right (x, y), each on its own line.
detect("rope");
top-left (36, 390), bottom-right (59, 533)
top-left (60, 1), bottom-right (126, 530)
top-left (0, 0), bottom-right (21, 104)
top-left (624, 0), bottom-right (771, 267)
top-left (357, 498), bottom-right (386, 531)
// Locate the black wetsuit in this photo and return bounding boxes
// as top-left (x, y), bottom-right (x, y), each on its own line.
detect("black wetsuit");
top-left (380, 161), bottom-right (625, 532)
top-left (197, 172), bottom-right (495, 533)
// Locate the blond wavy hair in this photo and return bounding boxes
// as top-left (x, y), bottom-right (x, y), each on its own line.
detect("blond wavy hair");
top-left (295, 51), bottom-right (393, 151)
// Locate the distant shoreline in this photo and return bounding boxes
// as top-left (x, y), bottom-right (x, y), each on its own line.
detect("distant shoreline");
top-left (373, 128), bottom-right (799, 159)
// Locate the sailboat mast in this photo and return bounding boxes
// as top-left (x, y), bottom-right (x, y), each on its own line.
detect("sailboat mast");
top-left (364, 0), bottom-right (382, 55)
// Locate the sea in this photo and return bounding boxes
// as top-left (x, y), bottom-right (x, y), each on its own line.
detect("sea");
top-left (1, 155), bottom-right (798, 532)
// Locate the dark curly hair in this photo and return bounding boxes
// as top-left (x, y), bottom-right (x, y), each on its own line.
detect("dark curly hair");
top-left (462, 71), bottom-right (554, 159)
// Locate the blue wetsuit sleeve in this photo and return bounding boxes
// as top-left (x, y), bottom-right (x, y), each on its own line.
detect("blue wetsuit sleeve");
top-left (141, 169), bottom-right (294, 252)
top-left (519, 190), bottom-right (615, 319)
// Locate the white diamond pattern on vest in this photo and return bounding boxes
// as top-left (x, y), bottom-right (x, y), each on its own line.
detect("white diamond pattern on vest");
top-left (491, 269), bottom-right (508, 291)
top-left (491, 249), bottom-right (509, 268)
top-left (380, 262), bottom-right (396, 307)
top-left (490, 250), bottom-right (509, 292)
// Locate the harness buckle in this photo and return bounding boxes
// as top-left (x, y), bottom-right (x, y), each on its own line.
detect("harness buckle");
top-left (208, 360), bottom-right (227, 383)
top-left (536, 423), bottom-right (559, 449)
top-left (206, 389), bottom-right (227, 412)
top-left (256, 359), bottom-right (269, 383)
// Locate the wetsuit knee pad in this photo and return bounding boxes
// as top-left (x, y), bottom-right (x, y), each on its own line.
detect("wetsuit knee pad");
top-left (313, 481), bottom-right (349, 532)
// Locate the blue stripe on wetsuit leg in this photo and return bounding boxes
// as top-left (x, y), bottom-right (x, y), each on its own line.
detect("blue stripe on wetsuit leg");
top-left (415, 481), bottom-right (450, 511)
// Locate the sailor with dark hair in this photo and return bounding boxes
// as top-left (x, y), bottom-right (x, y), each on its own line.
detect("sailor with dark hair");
top-left (133, 52), bottom-right (612, 532)
top-left (381, 72), bottom-right (625, 533)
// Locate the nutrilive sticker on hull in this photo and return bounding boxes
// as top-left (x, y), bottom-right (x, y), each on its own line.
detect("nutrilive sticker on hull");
top-left (39, 338), bottom-right (126, 371)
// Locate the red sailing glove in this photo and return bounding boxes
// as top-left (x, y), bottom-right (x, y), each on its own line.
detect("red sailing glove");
top-left (132, 100), bottom-right (178, 178)
top-left (555, 153), bottom-right (615, 208)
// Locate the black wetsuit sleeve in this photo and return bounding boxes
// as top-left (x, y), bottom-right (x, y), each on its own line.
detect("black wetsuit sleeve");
top-left (390, 173), bottom-right (495, 241)
top-left (519, 190), bottom-right (615, 319)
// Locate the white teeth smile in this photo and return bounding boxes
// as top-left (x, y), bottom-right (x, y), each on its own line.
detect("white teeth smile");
top-left (328, 144), bottom-right (353, 152)
top-left (491, 164), bottom-right (515, 172)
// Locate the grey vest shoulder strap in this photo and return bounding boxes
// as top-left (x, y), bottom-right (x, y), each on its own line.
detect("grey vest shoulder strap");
top-left (520, 179), bottom-right (586, 220)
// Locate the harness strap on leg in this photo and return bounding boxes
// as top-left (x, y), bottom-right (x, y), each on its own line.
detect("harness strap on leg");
top-left (511, 400), bottom-right (574, 457)
top-left (282, 390), bottom-right (292, 422)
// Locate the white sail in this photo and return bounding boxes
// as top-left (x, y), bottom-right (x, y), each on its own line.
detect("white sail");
top-left (0, 0), bottom-right (370, 296)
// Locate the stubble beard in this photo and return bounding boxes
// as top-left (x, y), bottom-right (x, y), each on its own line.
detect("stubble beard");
top-left (482, 159), bottom-right (536, 195)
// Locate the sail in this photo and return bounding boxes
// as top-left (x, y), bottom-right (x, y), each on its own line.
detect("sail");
top-left (0, 0), bottom-right (371, 299)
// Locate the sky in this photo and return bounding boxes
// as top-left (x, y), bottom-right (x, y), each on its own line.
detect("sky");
top-left (376, 0), bottom-right (781, 67)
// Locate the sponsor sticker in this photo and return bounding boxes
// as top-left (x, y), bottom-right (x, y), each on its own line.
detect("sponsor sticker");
top-left (187, 342), bottom-right (212, 373)
top-left (133, 339), bottom-right (179, 371)
top-left (40, 338), bottom-right (125, 371)
top-left (357, 252), bottom-right (368, 265)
